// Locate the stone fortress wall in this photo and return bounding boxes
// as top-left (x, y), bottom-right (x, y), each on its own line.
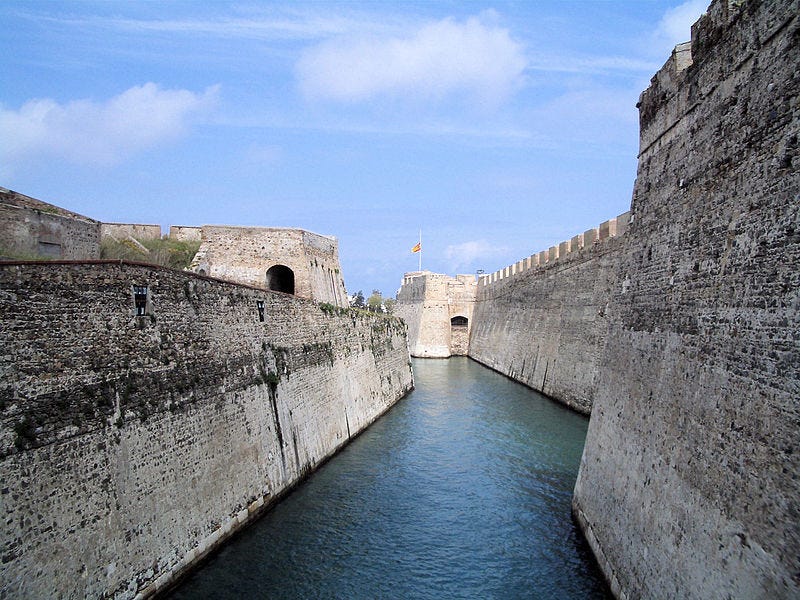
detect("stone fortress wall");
top-left (572, 0), bottom-right (799, 597)
top-left (101, 223), bottom-right (163, 241)
top-left (168, 225), bottom-right (202, 242)
top-left (480, 212), bottom-right (631, 287)
top-left (16, 210), bottom-right (352, 307)
top-left (2, 0), bottom-right (797, 596)
top-left (459, 0), bottom-right (798, 596)
top-left (396, 209), bottom-right (629, 380)
top-left (0, 260), bottom-right (413, 599)
top-left (0, 187), bottom-right (101, 259)
top-left (394, 271), bottom-right (477, 358)
top-left (396, 210), bottom-right (629, 412)
top-left (468, 212), bottom-right (630, 415)
top-left (189, 225), bottom-right (349, 307)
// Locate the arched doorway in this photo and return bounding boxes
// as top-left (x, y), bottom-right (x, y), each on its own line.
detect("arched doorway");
top-left (450, 315), bottom-right (469, 355)
top-left (266, 265), bottom-right (295, 295)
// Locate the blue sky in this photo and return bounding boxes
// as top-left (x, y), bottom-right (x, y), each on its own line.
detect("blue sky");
top-left (0, 0), bottom-right (707, 297)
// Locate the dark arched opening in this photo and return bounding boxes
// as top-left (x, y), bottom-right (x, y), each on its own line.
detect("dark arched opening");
top-left (266, 265), bottom-right (295, 295)
top-left (450, 315), bottom-right (469, 356)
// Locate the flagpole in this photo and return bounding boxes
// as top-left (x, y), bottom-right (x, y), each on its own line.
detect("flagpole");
top-left (419, 229), bottom-right (422, 271)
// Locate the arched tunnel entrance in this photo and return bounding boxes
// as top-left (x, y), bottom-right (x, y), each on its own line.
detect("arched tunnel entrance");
top-left (450, 315), bottom-right (469, 355)
top-left (266, 265), bottom-right (295, 295)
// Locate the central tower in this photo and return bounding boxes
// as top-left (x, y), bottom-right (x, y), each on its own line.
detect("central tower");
top-left (394, 271), bottom-right (479, 357)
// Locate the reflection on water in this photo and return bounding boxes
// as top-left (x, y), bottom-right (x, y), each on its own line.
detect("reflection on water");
top-left (169, 357), bottom-right (609, 599)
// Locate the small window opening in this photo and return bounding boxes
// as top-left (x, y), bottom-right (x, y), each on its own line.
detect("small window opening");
top-left (37, 241), bottom-right (62, 258)
top-left (257, 300), bottom-right (265, 322)
top-left (133, 285), bottom-right (148, 316)
top-left (451, 315), bottom-right (468, 328)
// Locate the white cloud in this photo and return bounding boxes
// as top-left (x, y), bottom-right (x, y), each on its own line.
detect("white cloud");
top-left (445, 239), bottom-right (508, 271)
top-left (653, 0), bottom-right (707, 51)
top-left (37, 8), bottom-right (404, 42)
top-left (296, 12), bottom-right (526, 107)
top-left (0, 83), bottom-right (219, 168)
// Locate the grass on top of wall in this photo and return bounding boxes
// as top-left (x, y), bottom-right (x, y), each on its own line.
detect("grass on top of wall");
top-left (101, 237), bottom-right (201, 270)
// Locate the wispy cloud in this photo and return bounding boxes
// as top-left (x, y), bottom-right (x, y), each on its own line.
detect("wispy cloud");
top-left (526, 55), bottom-right (660, 75)
top-left (536, 85), bottom-right (639, 126)
top-left (445, 239), bottom-right (509, 271)
top-left (28, 8), bottom-right (405, 42)
top-left (0, 83), bottom-right (219, 168)
top-left (214, 111), bottom-right (536, 144)
top-left (652, 0), bottom-right (707, 52)
top-left (45, 15), bottom-right (345, 40)
top-left (296, 12), bottom-right (526, 107)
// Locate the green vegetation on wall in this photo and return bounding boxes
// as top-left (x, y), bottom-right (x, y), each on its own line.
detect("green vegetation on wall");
top-left (100, 237), bottom-right (200, 270)
top-left (0, 246), bottom-right (55, 261)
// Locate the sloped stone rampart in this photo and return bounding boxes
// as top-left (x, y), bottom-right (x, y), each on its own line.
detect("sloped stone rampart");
top-left (101, 223), bottom-right (163, 241)
top-left (573, 0), bottom-right (799, 597)
top-left (0, 261), bottom-right (412, 599)
top-left (469, 235), bottom-right (624, 415)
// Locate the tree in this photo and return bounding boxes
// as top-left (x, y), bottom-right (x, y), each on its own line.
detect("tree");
top-left (351, 290), bottom-right (365, 308)
top-left (367, 289), bottom-right (384, 313)
top-left (384, 297), bottom-right (396, 315)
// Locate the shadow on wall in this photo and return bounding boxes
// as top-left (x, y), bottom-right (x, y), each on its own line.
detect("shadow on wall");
top-left (266, 264), bottom-right (295, 295)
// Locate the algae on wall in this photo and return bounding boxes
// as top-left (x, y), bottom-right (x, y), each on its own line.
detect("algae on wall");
top-left (0, 261), bottom-right (413, 599)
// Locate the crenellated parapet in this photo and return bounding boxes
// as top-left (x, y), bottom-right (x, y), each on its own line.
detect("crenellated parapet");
top-left (469, 210), bottom-right (629, 415)
top-left (479, 211), bottom-right (630, 294)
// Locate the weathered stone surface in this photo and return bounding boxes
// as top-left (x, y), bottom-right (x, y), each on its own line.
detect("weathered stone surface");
top-left (468, 211), bottom-right (628, 415)
top-left (573, 0), bottom-right (800, 597)
top-left (189, 225), bottom-right (349, 307)
top-left (0, 187), bottom-right (100, 260)
top-left (0, 261), bottom-right (413, 599)
top-left (395, 271), bottom-right (477, 357)
top-left (470, 233), bottom-right (623, 415)
top-left (101, 223), bottom-right (163, 241)
top-left (168, 226), bottom-right (202, 242)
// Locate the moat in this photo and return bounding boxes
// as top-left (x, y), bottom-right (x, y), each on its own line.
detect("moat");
top-left (169, 358), bottom-right (609, 599)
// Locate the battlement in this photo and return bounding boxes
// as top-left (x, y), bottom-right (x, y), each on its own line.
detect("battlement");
top-left (0, 190), bottom-right (349, 307)
top-left (397, 270), bottom-right (476, 302)
top-left (395, 271), bottom-right (478, 358)
top-left (638, 0), bottom-right (794, 157)
top-left (481, 211), bottom-right (631, 288)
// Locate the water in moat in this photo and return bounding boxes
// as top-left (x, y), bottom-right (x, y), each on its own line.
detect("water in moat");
top-left (169, 357), bottom-right (610, 599)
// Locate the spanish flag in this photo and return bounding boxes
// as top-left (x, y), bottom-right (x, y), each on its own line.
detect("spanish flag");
top-left (411, 242), bottom-right (421, 253)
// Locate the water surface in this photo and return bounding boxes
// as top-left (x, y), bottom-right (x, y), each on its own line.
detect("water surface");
top-left (169, 357), bottom-right (609, 599)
